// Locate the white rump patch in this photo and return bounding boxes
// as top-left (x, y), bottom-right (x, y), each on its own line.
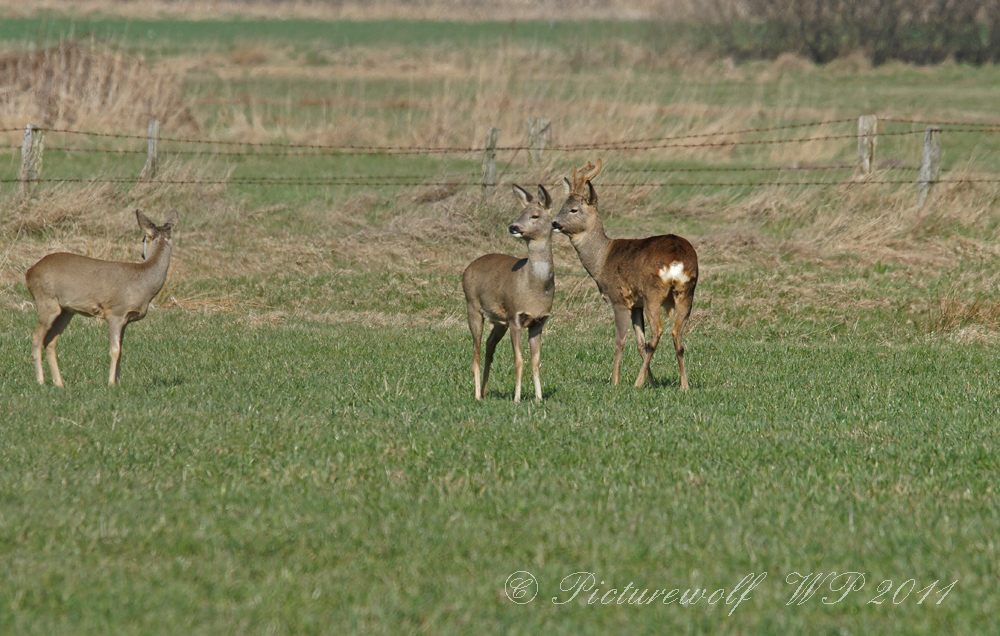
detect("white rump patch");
top-left (659, 262), bottom-right (689, 285)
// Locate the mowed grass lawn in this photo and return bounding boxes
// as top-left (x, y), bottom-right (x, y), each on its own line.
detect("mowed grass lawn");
top-left (1, 308), bottom-right (997, 635)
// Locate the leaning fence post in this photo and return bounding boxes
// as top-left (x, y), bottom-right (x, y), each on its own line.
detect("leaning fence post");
top-left (140, 119), bottom-right (160, 180)
top-left (857, 114), bottom-right (877, 175)
top-left (526, 118), bottom-right (551, 166)
top-left (482, 126), bottom-right (500, 197)
top-left (19, 123), bottom-right (43, 196)
top-left (917, 126), bottom-right (942, 209)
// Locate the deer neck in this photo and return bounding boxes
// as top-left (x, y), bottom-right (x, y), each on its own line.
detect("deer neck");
top-left (138, 240), bottom-right (173, 291)
top-left (568, 222), bottom-right (612, 282)
top-left (523, 237), bottom-right (554, 292)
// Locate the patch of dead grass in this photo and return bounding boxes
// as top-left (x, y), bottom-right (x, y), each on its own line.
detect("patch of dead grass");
top-left (0, 42), bottom-right (198, 134)
top-left (1, 27), bottom-right (999, 343)
top-left (926, 291), bottom-right (1000, 335)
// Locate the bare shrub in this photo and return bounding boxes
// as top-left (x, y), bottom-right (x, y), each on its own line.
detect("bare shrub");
top-left (700, 0), bottom-right (1000, 65)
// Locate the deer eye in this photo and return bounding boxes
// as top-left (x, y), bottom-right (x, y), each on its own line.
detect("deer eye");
top-left (571, 207), bottom-right (579, 214)
top-left (531, 215), bottom-right (540, 220)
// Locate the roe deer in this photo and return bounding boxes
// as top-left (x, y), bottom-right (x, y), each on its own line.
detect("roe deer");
top-left (26, 210), bottom-right (178, 387)
top-left (463, 185), bottom-right (554, 402)
top-left (552, 159), bottom-right (698, 390)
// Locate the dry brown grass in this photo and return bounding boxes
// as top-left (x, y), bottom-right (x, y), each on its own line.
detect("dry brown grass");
top-left (1, 157), bottom-right (229, 236)
top-left (0, 42), bottom-right (198, 135)
top-left (702, 169), bottom-right (1000, 269)
top-left (2, 31), bottom-right (999, 341)
top-left (5, 150), bottom-right (1000, 340)
top-left (929, 291), bottom-right (1000, 335)
top-left (179, 41), bottom-right (847, 154)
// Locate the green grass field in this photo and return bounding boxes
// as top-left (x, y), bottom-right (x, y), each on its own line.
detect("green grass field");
top-left (1, 311), bottom-right (998, 634)
top-left (1, 12), bottom-right (1000, 636)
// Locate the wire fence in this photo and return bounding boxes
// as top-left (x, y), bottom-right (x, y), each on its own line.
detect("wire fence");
top-left (2, 116), bottom-right (998, 191)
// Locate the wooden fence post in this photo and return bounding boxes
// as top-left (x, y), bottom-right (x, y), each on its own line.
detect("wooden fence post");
top-left (917, 126), bottom-right (942, 209)
top-left (482, 126), bottom-right (500, 196)
top-left (857, 114), bottom-right (877, 175)
top-left (140, 119), bottom-right (160, 180)
top-left (526, 118), bottom-right (551, 166)
top-left (19, 123), bottom-right (43, 196)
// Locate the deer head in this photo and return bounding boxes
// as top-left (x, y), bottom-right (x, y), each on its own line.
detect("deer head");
top-left (510, 184), bottom-right (554, 243)
top-left (553, 159), bottom-right (604, 239)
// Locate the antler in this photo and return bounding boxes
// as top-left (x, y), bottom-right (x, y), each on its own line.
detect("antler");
top-left (570, 158), bottom-right (603, 194)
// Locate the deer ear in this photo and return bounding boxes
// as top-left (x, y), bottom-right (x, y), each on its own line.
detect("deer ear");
top-left (537, 184), bottom-right (552, 209)
top-left (561, 177), bottom-right (572, 197)
top-left (586, 180), bottom-right (597, 206)
top-left (512, 184), bottom-right (532, 207)
top-left (164, 209), bottom-right (179, 229)
top-left (136, 210), bottom-right (156, 233)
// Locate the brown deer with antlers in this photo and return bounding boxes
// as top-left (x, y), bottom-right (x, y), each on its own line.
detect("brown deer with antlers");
top-left (552, 159), bottom-right (698, 390)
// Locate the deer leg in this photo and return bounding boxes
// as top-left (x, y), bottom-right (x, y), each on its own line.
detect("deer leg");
top-left (527, 319), bottom-right (546, 401)
top-left (510, 324), bottom-right (524, 403)
top-left (108, 318), bottom-right (128, 386)
top-left (31, 300), bottom-right (61, 385)
top-left (31, 322), bottom-right (46, 385)
top-left (468, 308), bottom-right (485, 399)
top-left (672, 288), bottom-right (695, 391)
top-left (40, 308), bottom-right (73, 388)
top-left (630, 306), bottom-right (646, 353)
top-left (31, 303), bottom-right (58, 385)
top-left (636, 303), bottom-right (664, 388)
top-left (611, 307), bottom-right (632, 385)
top-left (481, 323), bottom-right (508, 400)
top-left (630, 306), bottom-right (656, 387)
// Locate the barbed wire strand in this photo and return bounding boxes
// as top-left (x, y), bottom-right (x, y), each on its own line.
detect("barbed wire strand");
top-left (0, 129), bottom-right (949, 158)
top-left (0, 116), bottom-right (994, 190)
top-left (2, 117), bottom-right (996, 155)
top-left (2, 176), bottom-right (994, 188)
top-left (13, 120), bottom-right (863, 148)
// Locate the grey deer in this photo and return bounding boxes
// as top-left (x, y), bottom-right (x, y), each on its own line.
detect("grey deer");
top-left (552, 159), bottom-right (698, 390)
top-left (26, 210), bottom-right (178, 387)
top-left (463, 185), bottom-right (555, 402)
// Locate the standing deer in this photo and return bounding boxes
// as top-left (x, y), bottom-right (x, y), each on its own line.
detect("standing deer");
top-left (25, 210), bottom-right (178, 387)
top-left (552, 159), bottom-right (698, 390)
top-left (463, 185), bottom-right (555, 402)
